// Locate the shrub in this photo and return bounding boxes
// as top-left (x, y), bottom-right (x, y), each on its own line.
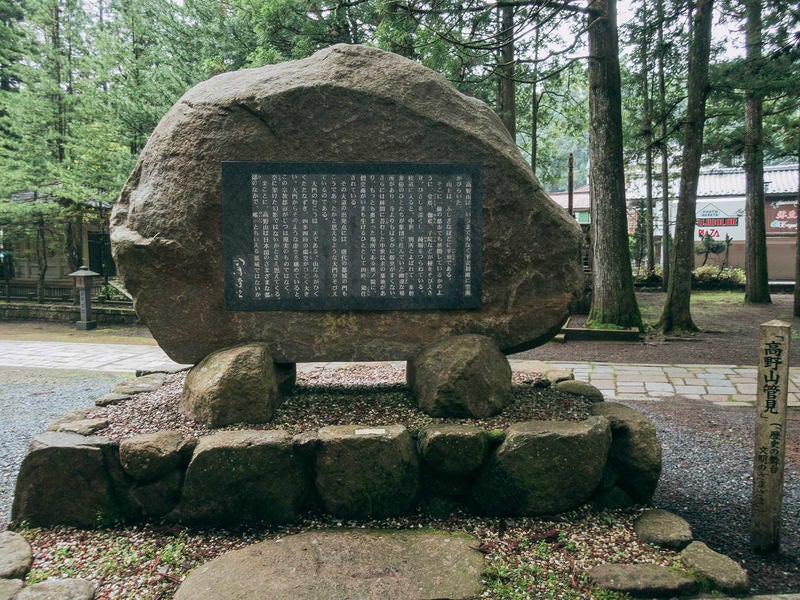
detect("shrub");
top-left (692, 265), bottom-right (746, 289)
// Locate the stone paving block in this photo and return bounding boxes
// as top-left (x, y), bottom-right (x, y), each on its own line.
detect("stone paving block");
top-left (645, 382), bottom-right (674, 392)
top-left (674, 386), bottom-right (706, 395)
top-left (729, 394), bottom-right (756, 403)
top-left (702, 394), bottom-right (733, 402)
top-left (707, 386), bottom-right (736, 395)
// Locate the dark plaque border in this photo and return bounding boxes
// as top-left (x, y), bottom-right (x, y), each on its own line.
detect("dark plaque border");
top-left (222, 161), bottom-right (482, 311)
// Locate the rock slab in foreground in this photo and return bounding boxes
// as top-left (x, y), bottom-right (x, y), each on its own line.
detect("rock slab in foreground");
top-left (634, 509), bottom-right (693, 551)
top-left (0, 531), bottom-right (32, 579)
top-left (680, 541), bottom-right (749, 595)
top-left (588, 563), bottom-right (699, 598)
top-left (15, 578), bottom-right (95, 600)
top-left (175, 529), bottom-right (483, 600)
top-left (0, 579), bottom-right (24, 599)
top-left (110, 43), bottom-right (582, 364)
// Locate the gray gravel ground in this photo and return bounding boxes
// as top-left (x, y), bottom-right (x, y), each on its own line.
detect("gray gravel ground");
top-left (0, 367), bottom-right (128, 527)
top-left (624, 398), bottom-right (800, 594)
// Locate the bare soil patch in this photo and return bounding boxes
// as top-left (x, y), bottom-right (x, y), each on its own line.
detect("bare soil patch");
top-left (514, 291), bottom-right (800, 367)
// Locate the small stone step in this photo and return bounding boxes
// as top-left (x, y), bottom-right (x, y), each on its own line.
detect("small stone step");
top-left (680, 541), bottom-right (749, 595)
top-left (634, 508), bottom-right (693, 550)
top-left (588, 562), bottom-right (699, 597)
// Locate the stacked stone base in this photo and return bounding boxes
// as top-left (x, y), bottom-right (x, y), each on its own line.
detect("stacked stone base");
top-left (11, 402), bottom-right (660, 528)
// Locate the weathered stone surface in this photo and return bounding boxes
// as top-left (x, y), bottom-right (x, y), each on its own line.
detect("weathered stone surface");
top-left (408, 335), bottom-right (512, 418)
top-left (180, 430), bottom-right (309, 524)
top-left (509, 360), bottom-right (574, 386)
top-left (681, 541), bottom-right (750, 595)
top-left (55, 418), bottom-right (109, 436)
top-left (0, 531), bottom-right (32, 579)
top-left (15, 578), bottom-right (95, 600)
top-left (592, 485), bottom-right (635, 509)
top-left (11, 432), bottom-right (121, 528)
top-left (180, 344), bottom-right (282, 427)
top-left (417, 425), bottom-right (487, 475)
top-left (46, 409), bottom-right (95, 431)
top-left (130, 470), bottom-right (184, 517)
top-left (175, 529), bottom-right (483, 600)
top-left (588, 563), bottom-right (699, 597)
top-left (590, 402), bottom-right (661, 503)
top-left (94, 392), bottom-right (131, 407)
top-left (555, 380), bottom-right (604, 402)
top-left (0, 578), bottom-right (23, 600)
top-left (111, 373), bottom-right (167, 395)
top-left (119, 430), bottom-right (190, 482)
top-left (471, 417), bottom-right (611, 515)
top-left (315, 425), bottom-right (418, 519)
top-left (110, 43), bottom-right (582, 365)
top-left (634, 509), bottom-right (693, 550)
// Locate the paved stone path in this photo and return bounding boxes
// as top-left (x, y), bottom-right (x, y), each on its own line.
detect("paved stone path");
top-left (0, 339), bottom-right (798, 407)
top-left (527, 361), bottom-right (800, 408)
top-left (0, 340), bottom-right (188, 374)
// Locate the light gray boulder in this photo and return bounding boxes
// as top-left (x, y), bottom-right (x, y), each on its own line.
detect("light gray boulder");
top-left (408, 334), bottom-right (512, 418)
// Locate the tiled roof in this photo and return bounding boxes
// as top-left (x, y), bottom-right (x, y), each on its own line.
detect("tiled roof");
top-left (548, 184), bottom-right (591, 210)
top-left (627, 163), bottom-right (799, 200)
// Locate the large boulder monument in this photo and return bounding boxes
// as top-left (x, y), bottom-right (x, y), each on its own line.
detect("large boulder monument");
top-left (110, 43), bottom-right (583, 371)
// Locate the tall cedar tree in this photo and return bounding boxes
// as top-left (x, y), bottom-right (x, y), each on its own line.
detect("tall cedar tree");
top-left (586, 0), bottom-right (642, 329)
top-left (744, 0), bottom-right (770, 303)
top-left (659, 0), bottom-right (714, 333)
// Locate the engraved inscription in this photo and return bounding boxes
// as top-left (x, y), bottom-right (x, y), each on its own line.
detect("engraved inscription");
top-left (222, 162), bottom-right (482, 311)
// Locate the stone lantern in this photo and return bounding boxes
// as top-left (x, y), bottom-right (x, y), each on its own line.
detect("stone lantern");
top-left (69, 266), bottom-right (100, 330)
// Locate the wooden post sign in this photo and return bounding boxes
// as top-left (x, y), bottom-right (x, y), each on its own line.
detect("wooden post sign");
top-left (751, 319), bottom-right (790, 553)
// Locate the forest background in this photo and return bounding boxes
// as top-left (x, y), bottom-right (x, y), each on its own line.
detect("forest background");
top-left (0, 0), bottom-right (798, 328)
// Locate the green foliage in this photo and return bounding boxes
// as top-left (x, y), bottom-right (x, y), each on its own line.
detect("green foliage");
top-left (692, 265), bottom-right (746, 289)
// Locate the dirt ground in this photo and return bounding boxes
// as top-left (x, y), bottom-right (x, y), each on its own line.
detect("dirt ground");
top-left (514, 291), bottom-right (800, 367)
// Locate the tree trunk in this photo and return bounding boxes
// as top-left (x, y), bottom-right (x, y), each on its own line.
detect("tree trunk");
top-left (530, 29), bottom-right (541, 175)
top-left (499, 4), bottom-right (516, 139)
top-left (639, 0), bottom-right (655, 275)
top-left (659, 0), bottom-right (713, 333)
top-left (586, 0), bottom-right (642, 329)
top-left (35, 214), bottom-right (48, 304)
top-left (744, 0), bottom-right (770, 303)
top-left (794, 136), bottom-right (800, 317)
top-left (657, 0), bottom-right (670, 289)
